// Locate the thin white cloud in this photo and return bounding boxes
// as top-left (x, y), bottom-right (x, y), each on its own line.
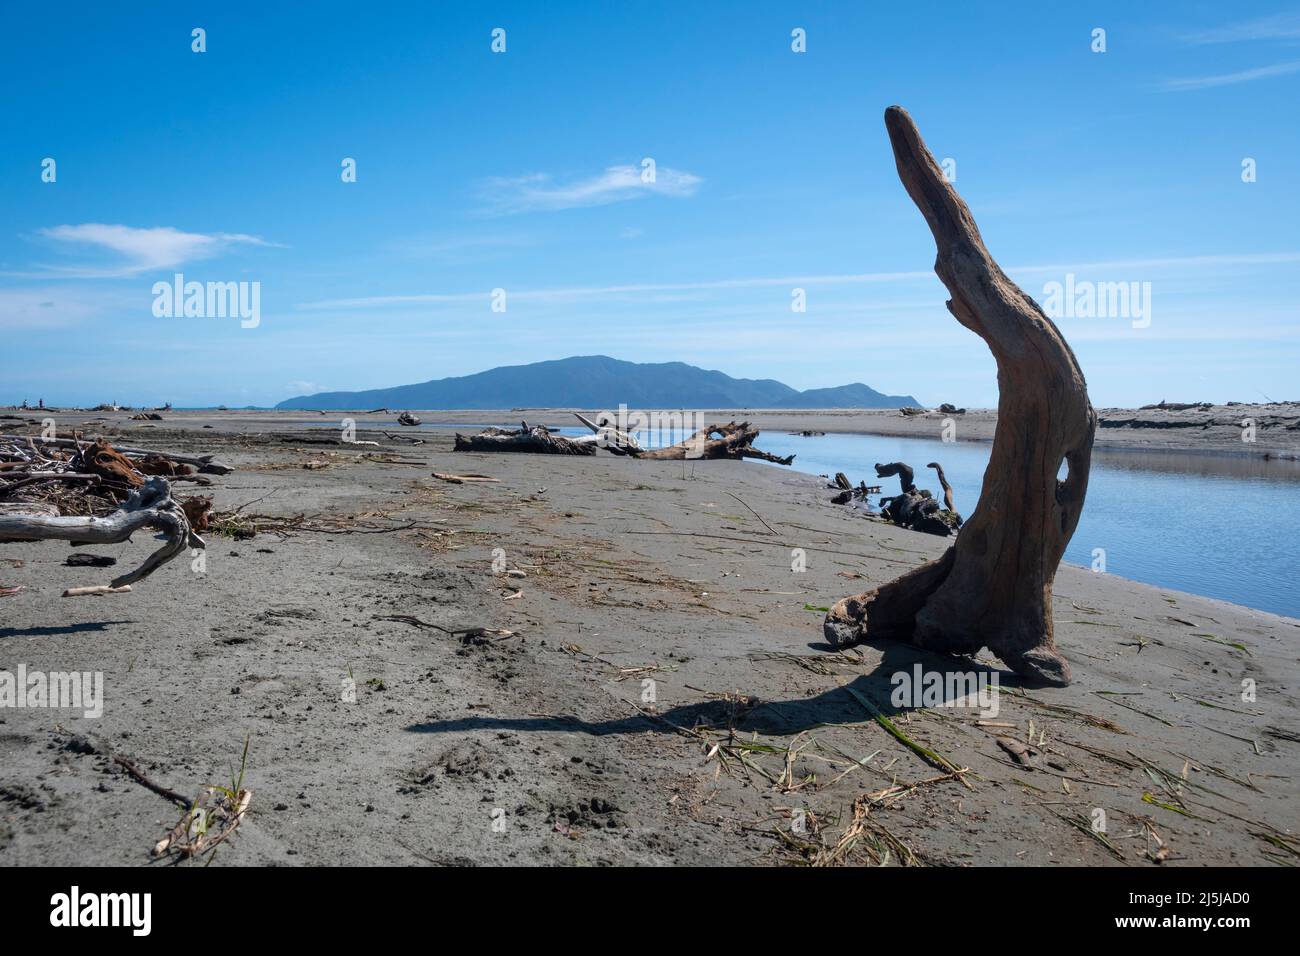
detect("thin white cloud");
top-left (295, 251), bottom-right (1300, 311)
top-left (386, 232), bottom-right (534, 263)
top-left (29, 223), bottom-right (278, 277)
top-left (1161, 59), bottom-right (1300, 91)
top-left (1180, 12), bottom-right (1300, 45)
top-left (479, 164), bottom-right (701, 214)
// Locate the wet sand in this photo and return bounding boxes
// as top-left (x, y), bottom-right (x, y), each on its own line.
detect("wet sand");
top-left (1, 410), bottom-right (1297, 866)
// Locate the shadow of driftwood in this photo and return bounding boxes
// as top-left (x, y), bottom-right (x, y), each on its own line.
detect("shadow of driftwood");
top-left (406, 639), bottom-right (1016, 739)
top-left (0, 620), bottom-right (134, 639)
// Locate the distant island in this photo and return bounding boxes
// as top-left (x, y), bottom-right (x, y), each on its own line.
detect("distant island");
top-left (275, 355), bottom-right (921, 410)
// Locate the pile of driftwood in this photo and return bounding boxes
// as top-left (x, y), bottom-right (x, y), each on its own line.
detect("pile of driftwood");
top-left (0, 433), bottom-right (228, 589)
top-left (873, 461), bottom-right (962, 536)
top-left (826, 462), bottom-right (961, 536)
top-left (454, 417), bottom-right (794, 465)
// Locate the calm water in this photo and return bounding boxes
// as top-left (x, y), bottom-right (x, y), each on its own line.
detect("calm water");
top-left (746, 431), bottom-right (1300, 619)
top-left (312, 420), bottom-right (1300, 617)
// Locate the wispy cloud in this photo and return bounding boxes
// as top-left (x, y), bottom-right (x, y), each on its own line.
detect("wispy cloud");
top-left (27, 223), bottom-right (278, 278)
top-left (1180, 12), bottom-right (1300, 45)
top-left (479, 164), bottom-right (701, 215)
top-left (295, 252), bottom-right (1300, 311)
top-left (1160, 59), bottom-right (1300, 91)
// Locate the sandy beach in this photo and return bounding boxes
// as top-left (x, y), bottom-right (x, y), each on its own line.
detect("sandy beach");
top-left (1, 409), bottom-right (1296, 866)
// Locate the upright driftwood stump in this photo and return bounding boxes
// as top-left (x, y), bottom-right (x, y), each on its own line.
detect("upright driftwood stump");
top-left (824, 107), bottom-right (1097, 686)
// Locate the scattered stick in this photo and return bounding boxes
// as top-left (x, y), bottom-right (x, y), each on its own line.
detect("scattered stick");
top-left (726, 491), bottom-right (779, 535)
top-left (62, 585), bottom-right (132, 597)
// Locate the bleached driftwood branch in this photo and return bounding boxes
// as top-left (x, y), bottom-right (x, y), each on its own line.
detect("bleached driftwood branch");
top-left (0, 476), bottom-right (204, 587)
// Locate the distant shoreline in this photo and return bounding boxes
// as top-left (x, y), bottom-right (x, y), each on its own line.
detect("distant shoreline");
top-left (5, 403), bottom-right (1298, 459)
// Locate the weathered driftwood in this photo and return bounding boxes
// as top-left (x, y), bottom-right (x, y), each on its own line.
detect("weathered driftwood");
top-left (824, 107), bottom-right (1097, 687)
top-left (829, 471), bottom-right (881, 506)
top-left (926, 461), bottom-right (962, 527)
top-left (63, 585), bottom-right (132, 597)
top-left (79, 439), bottom-right (145, 496)
top-left (874, 461), bottom-right (957, 536)
top-left (574, 413), bottom-right (642, 456)
top-left (398, 411), bottom-right (422, 426)
top-left (454, 425), bottom-right (595, 456)
top-left (0, 476), bottom-right (204, 587)
top-left (431, 472), bottom-right (501, 484)
top-left (633, 421), bottom-right (794, 465)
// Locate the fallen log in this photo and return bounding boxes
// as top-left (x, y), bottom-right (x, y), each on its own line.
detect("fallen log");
top-left (632, 421), bottom-right (794, 465)
top-left (454, 425), bottom-right (595, 456)
top-left (824, 107), bottom-right (1097, 687)
top-left (0, 476), bottom-right (204, 587)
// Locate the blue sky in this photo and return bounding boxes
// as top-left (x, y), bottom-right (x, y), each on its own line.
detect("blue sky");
top-left (2, 1), bottom-right (1298, 408)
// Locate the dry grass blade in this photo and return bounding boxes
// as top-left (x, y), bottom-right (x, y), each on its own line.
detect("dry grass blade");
top-left (1045, 807), bottom-right (1125, 861)
top-left (843, 685), bottom-right (973, 789)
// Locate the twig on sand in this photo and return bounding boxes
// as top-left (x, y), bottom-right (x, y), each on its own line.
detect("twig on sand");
top-left (54, 726), bottom-right (189, 807)
top-left (725, 491), bottom-right (779, 535)
top-left (371, 614), bottom-right (514, 641)
top-left (1093, 691), bottom-right (1176, 727)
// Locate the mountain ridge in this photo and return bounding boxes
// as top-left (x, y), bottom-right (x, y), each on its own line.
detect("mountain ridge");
top-left (275, 355), bottom-right (920, 410)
